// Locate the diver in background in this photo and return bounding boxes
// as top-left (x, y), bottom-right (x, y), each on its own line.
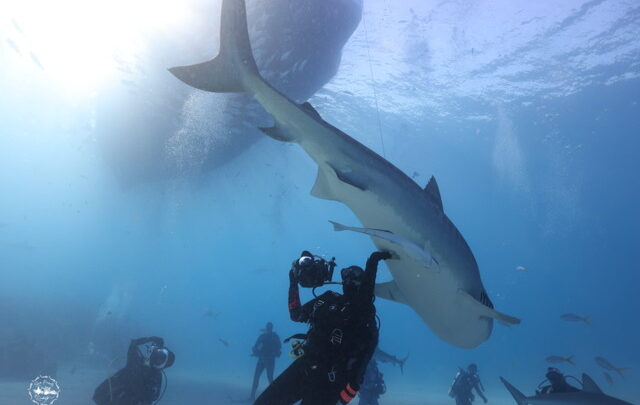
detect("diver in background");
top-left (448, 363), bottom-right (487, 405)
top-left (250, 322), bottom-right (282, 401)
top-left (537, 367), bottom-right (580, 394)
top-left (358, 359), bottom-right (386, 405)
top-left (254, 250), bottom-right (391, 405)
top-left (93, 336), bottom-right (175, 405)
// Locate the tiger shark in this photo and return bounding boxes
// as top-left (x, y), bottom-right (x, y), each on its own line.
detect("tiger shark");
top-left (500, 375), bottom-right (634, 405)
top-left (168, 0), bottom-right (519, 348)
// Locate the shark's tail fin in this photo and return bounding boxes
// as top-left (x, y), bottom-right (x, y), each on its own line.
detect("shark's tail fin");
top-left (329, 220), bottom-right (348, 232)
top-left (399, 353), bottom-right (409, 375)
top-left (615, 367), bottom-right (631, 378)
top-left (583, 315), bottom-right (592, 326)
top-left (566, 355), bottom-right (575, 365)
top-left (169, 0), bottom-right (258, 93)
top-left (500, 377), bottom-right (526, 405)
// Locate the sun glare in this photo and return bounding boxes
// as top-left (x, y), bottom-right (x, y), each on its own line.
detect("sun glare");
top-left (1, 0), bottom-right (189, 95)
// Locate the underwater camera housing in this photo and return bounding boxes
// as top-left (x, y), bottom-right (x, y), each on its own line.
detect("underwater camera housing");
top-left (293, 255), bottom-right (336, 288)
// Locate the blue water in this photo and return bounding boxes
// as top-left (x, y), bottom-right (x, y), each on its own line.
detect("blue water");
top-left (1, 0), bottom-right (639, 404)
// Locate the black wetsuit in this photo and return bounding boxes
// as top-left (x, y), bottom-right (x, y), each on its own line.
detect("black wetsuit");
top-left (93, 337), bottom-right (163, 405)
top-left (449, 370), bottom-right (487, 405)
top-left (254, 252), bottom-right (386, 405)
top-left (539, 381), bottom-right (580, 394)
top-left (358, 360), bottom-right (385, 405)
top-left (250, 330), bottom-right (282, 400)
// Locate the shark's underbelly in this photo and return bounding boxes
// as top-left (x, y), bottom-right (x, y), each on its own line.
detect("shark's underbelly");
top-left (323, 166), bottom-right (492, 348)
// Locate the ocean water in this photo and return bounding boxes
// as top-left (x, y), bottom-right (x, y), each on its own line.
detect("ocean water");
top-left (1, 0), bottom-right (639, 404)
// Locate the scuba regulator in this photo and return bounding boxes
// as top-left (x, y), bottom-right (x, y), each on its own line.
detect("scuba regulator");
top-left (292, 253), bottom-right (336, 288)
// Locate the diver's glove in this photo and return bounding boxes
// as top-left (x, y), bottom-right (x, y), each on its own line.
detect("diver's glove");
top-left (337, 383), bottom-right (358, 404)
top-left (370, 251), bottom-right (392, 262)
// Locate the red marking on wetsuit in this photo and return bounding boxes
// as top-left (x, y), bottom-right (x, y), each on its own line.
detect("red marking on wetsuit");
top-left (288, 284), bottom-right (302, 321)
top-left (340, 389), bottom-right (354, 403)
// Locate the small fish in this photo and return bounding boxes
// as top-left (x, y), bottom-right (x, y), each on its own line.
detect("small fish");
top-left (411, 171), bottom-right (420, 179)
top-left (546, 355), bottom-right (575, 365)
top-left (603, 371), bottom-right (614, 385)
top-left (5, 38), bottom-right (21, 55)
top-left (11, 18), bottom-right (23, 34)
top-left (560, 313), bottom-right (591, 325)
top-left (515, 265), bottom-right (526, 271)
top-left (218, 338), bottom-right (229, 347)
top-left (204, 309), bottom-right (220, 319)
top-left (595, 356), bottom-right (630, 378)
top-left (30, 51), bottom-right (44, 70)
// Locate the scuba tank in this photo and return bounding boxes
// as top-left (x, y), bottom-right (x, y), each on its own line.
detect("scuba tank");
top-left (448, 368), bottom-right (466, 398)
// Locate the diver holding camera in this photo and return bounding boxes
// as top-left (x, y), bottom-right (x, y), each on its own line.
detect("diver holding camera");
top-left (254, 249), bottom-right (391, 405)
top-left (93, 336), bottom-right (175, 405)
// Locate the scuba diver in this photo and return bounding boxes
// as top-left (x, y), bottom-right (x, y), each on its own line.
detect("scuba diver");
top-left (254, 250), bottom-right (391, 405)
top-left (250, 322), bottom-right (282, 401)
top-left (93, 336), bottom-right (175, 405)
top-left (537, 367), bottom-right (580, 394)
top-left (448, 363), bottom-right (487, 405)
top-left (358, 359), bottom-right (386, 405)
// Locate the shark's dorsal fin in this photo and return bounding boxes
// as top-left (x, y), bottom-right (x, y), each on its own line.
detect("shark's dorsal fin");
top-left (581, 374), bottom-right (603, 394)
top-left (424, 176), bottom-right (443, 211)
top-left (375, 281), bottom-right (408, 305)
top-left (300, 102), bottom-right (322, 120)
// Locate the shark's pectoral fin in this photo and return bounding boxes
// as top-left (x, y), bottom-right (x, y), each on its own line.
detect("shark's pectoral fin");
top-left (457, 290), bottom-right (521, 326)
top-left (328, 163), bottom-right (367, 191)
top-left (259, 125), bottom-right (294, 142)
top-left (311, 168), bottom-right (337, 201)
top-left (375, 281), bottom-right (408, 305)
top-left (312, 164), bottom-right (366, 200)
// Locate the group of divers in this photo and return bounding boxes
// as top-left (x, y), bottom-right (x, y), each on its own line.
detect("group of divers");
top-left (92, 251), bottom-right (621, 405)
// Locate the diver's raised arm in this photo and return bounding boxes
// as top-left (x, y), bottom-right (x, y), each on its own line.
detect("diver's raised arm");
top-left (362, 251), bottom-right (391, 297)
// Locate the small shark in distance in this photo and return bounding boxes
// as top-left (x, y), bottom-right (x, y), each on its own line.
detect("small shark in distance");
top-left (168, 0), bottom-right (520, 348)
top-left (374, 348), bottom-right (408, 374)
top-left (500, 374), bottom-right (634, 405)
top-left (546, 355), bottom-right (575, 365)
top-left (560, 313), bottom-right (591, 325)
top-left (595, 357), bottom-right (631, 378)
